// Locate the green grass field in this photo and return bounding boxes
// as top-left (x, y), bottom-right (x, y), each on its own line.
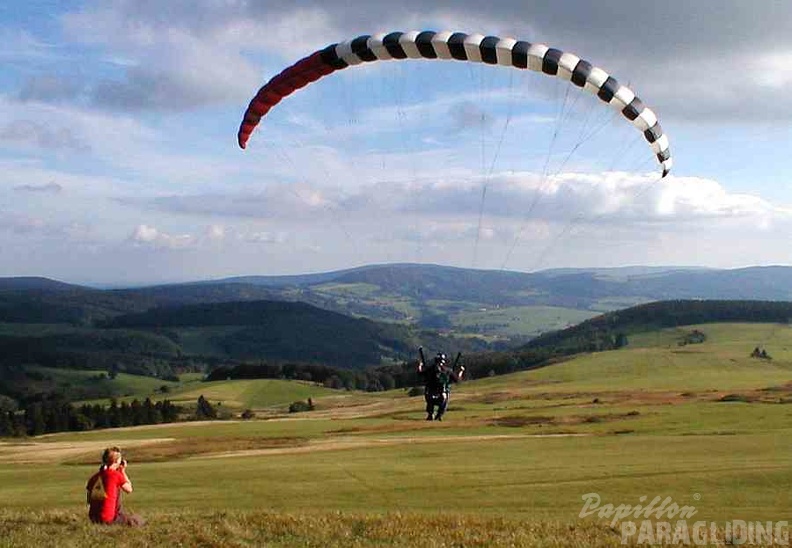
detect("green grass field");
top-left (32, 368), bottom-right (184, 398)
top-left (450, 305), bottom-right (598, 339)
top-left (165, 378), bottom-right (343, 409)
top-left (1, 322), bottom-right (791, 546)
top-left (285, 282), bottom-right (602, 340)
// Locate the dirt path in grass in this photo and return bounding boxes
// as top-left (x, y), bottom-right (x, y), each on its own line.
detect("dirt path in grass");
top-left (191, 432), bottom-right (589, 460)
top-left (0, 431), bottom-right (588, 464)
top-left (0, 438), bottom-right (176, 464)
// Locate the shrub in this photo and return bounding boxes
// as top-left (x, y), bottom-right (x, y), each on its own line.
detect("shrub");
top-left (719, 393), bottom-right (752, 403)
top-left (288, 400), bottom-right (312, 413)
top-left (196, 395), bottom-right (217, 419)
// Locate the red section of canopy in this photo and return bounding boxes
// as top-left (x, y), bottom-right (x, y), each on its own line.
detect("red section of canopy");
top-left (237, 51), bottom-right (335, 149)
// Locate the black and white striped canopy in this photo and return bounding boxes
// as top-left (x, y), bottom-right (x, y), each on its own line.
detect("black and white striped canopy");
top-left (239, 30), bottom-right (672, 177)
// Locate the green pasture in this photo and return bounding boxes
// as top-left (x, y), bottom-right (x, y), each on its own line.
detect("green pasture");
top-left (31, 368), bottom-right (182, 398)
top-left (313, 282), bottom-right (382, 297)
top-left (494, 322), bottom-right (792, 393)
top-left (164, 378), bottom-right (343, 409)
top-left (589, 296), bottom-right (650, 312)
top-left (312, 283), bottom-right (420, 320)
top-left (1, 322), bottom-right (791, 545)
top-left (300, 284), bottom-right (603, 340)
top-left (77, 377), bottom-right (347, 411)
top-left (451, 305), bottom-right (598, 338)
top-left (521, 346), bottom-right (792, 392)
top-left (26, 367), bottom-right (186, 406)
top-left (630, 322), bottom-right (792, 355)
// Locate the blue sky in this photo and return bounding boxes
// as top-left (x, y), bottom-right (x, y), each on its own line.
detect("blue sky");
top-left (1, 1), bottom-right (791, 285)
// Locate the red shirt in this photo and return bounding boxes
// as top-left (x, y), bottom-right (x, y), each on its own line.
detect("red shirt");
top-left (86, 467), bottom-right (126, 523)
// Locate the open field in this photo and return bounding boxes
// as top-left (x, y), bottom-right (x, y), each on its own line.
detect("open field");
top-left (1, 323), bottom-right (791, 546)
top-left (31, 368), bottom-right (184, 399)
top-left (450, 305), bottom-right (598, 339)
top-left (262, 280), bottom-right (604, 340)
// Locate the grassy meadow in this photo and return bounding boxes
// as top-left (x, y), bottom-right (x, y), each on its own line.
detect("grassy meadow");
top-left (1, 322), bottom-right (791, 546)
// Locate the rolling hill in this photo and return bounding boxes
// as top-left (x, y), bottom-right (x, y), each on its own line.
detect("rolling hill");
top-left (4, 264), bottom-right (792, 405)
top-left (0, 296), bottom-right (494, 402)
top-left (102, 300), bottom-right (417, 365)
top-left (5, 263), bottom-right (792, 339)
top-left (0, 264), bottom-right (792, 400)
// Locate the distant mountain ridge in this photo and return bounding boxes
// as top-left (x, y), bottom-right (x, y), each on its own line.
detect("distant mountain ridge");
top-left (3, 264), bottom-right (792, 331)
top-left (189, 263), bottom-right (792, 303)
top-left (0, 277), bottom-right (85, 292)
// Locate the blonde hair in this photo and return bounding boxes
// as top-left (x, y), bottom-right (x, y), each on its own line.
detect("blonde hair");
top-left (101, 446), bottom-right (122, 466)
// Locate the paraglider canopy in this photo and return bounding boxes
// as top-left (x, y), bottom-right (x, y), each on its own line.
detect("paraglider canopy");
top-left (237, 30), bottom-right (671, 178)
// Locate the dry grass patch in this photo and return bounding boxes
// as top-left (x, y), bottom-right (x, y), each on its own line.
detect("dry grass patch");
top-left (327, 422), bottom-right (439, 436)
top-left (488, 410), bottom-right (642, 430)
top-left (63, 436), bottom-right (308, 464)
top-left (0, 508), bottom-right (638, 547)
top-left (712, 383), bottom-right (792, 404)
top-left (490, 415), bottom-right (557, 428)
top-left (0, 438), bottom-right (175, 465)
top-left (470, 391), bottom-right (517, 405)
top-left (571, 411), bottom-right (642, 426)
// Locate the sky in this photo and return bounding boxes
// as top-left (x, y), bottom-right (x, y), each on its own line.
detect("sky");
top-left (1, 0), bottom-right (792, 286)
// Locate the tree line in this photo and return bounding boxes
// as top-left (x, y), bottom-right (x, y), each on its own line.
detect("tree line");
top-left (0, 396), bottom-right (181, 438)
top-left (204, 361), bottom-right (409, 391)
top-left (202, 354), bottom-right (548, 391)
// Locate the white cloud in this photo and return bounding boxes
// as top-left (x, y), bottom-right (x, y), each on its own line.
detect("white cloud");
top-left (126, 170), bottom-right (789, 231)
top-left (126, 223), bottom-right (290, 251)
top-left (130, 224), bottom-right (158, 243)
top-left (205, 224), bottom-right (225, 241)
top-left (242, 230), bottom-right (288, 244)
top-left (752, 51), bottom-right (792, 89)
top-left (89, 31), bottom-right (260, 111)
top-left (57, 2), bottom-right (317, 112)
top-left (129, 224), bottom-right (195, 249)
top-left (528, 172), bottom-right (785, 224)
